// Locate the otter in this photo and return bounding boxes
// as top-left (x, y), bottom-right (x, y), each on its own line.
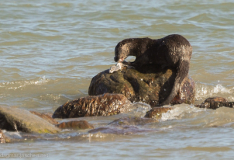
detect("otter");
top-left (114, 34), bottom-right (192, 105)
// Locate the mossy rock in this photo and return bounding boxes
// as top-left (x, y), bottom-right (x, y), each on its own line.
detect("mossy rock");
top-left (89, 65), bottom-right (195, 106)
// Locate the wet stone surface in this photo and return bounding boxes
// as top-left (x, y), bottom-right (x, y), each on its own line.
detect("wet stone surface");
top-left (52, 93), bottom-right (131, 118)
top-left (144, 107), bottom-right (172, 119)
top-left (196, 97), bottom-right (234, 109)
top-left (88, 64), bottom-right (195, 106)
top-left (30, 111), bottom-right (58, 125)
top-left (56, 120), bottom-right (94, 130)
top-left (0, 106), bottom-right (60, 134)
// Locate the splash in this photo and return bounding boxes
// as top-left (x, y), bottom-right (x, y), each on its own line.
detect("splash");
top-left (195, 83), bottom-right (233, 101)
top-left (213, 84), bottom-right (231, 94)
top-left (13, 122), bottom-right (18, 132)
top-left (123, 102), bottom-right (151, 117)
top-left (161, 104), bottom-right (205, 121)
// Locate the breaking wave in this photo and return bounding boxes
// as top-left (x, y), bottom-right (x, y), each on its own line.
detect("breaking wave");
top-left (195, 83), bottom-right (234, 102)
top-left (0, 76), bottom-right (49, 90)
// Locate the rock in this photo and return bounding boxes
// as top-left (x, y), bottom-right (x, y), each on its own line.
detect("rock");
top-left (0, 106), bottom-right (60, 134)
top-left (109, 117), bottom-right (155, 126)
top-left (0, 129), bottom-right (6, 143)
top-left (170, 76), bottom-right (195, 105)
top-left (88, 126), bottom-right (152, 135)
top-left (88, 65), bottom-right (195, 106)
top-left (196, 97), bottom-right (234, 109)
top-left (225, 102), bottom-right (234, 108)
top-left (88, 116), bottom-right (156, 135)
top-left (144, 107), bottom-right (172, 118)
top-left (52, 93), bottom-right (131, 118)
top-left (56, 120), bottom-right (94, 130)
top-left (30, 111), bottom-right (58, 125)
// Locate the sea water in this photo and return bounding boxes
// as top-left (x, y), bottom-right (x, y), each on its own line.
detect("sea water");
top-left (0, 0), bottom-right (234, 159)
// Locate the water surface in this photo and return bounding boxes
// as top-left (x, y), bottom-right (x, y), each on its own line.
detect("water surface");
top-left (1, 0), bottom-right (234, 159)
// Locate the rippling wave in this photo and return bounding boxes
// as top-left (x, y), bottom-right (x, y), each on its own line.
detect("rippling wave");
top-left (1, 0), bottom-right (234, 159)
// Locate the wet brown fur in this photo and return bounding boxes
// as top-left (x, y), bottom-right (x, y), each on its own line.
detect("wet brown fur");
top-left (114, 34), bottom-right (192, 105)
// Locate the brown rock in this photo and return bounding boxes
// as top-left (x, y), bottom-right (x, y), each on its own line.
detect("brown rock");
top-left (56, 120), bottom-right (94, 130)
top-left (170, 76), bottom-right (195, 105)
top-left (196, 97), bottom-right (234, 109)
top-left (30, 111), bottom-right (58, 125)
top-left (224, 102), bottom-right (234, 108)
top-left (52, 93), bottom-right (131, 118)
top-left (88, 65), bottom-right (195, 106)
top-left (144, 107), bottom-right (172, 118)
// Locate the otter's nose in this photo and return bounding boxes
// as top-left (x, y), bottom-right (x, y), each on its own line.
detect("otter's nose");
top-left (114, 56), bottom-right (118, 62)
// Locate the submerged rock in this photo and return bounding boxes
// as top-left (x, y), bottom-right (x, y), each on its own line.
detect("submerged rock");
top-left (30, 111), bottom-right (58, 125)
top-left (196, 97), bottom-right (234, 109)
top-left (53, 93), bottom-right (131, 118)
top-left (89, 116), bottom-right (156, 135)
top-left (88, 65), bottom-right (195, 106)
top-left (109, 117), bottom-right (155, 126)
top-left (88, 125), bottom-right (152, 135)
top-left (144, 107), bottom-right (172, 118)
top-left (0, 106), bottom-right (60, 134)
top-left (56, 120), bottom-right (94, 130)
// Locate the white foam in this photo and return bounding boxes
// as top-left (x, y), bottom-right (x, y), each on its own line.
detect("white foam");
top-left (195, 83), bottom-right (232, 100)
top-left (161, 104), bottom-right (205, 121)
top-left (3, 130), bottom-right (22, 139)
top-left (213, 84), bottom-right (231, 93)
top-left (123, 102), bottom-right (151, 117)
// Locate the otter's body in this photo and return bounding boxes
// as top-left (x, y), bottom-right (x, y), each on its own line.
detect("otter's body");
top-left (114, 34), bottom-right (192, 105)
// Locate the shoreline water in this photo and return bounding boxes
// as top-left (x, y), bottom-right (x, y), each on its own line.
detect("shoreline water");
top-left (1, 0), bottom-right (234, 159)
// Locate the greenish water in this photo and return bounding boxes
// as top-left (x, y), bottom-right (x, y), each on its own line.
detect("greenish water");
top-left (0, 0), bottom-right (234, 159)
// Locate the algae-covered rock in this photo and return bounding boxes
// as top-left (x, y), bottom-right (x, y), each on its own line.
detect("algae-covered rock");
top-left (88, 65), bottom-right (195, 106)
top-left (144, 107), bottom-right (172, 119)
top-left (56, 120), bottom-right (94, 130)
top-left (0, 106), bottom-right (60, 134)
top-left (53, 93), bottom-right (131, 118)
top-left (195, 97), bottom-right (234, 109)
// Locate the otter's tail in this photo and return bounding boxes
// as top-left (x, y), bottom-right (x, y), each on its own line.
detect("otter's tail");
top-left (161, 60), bottom-right (190, 105)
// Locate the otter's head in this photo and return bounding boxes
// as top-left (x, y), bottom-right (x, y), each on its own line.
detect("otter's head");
top-left (114, 39), bottom-right (135, 62)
